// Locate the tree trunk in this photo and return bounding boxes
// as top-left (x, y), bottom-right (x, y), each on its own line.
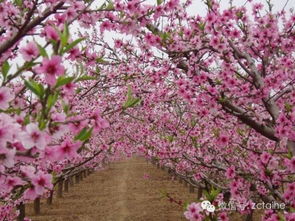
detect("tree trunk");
top-left (197, 187), bottom-right (203, 199)
top-left (189, 184), bottom-right (195, 193)
top-left (287, 140), bottom-right (295, 156)
top-left (179, 177), bottom-right (183, 184)
top-left (47, 190), bottom-right (53, 205)
top-left (69, 176), bottom-right (74, 186)
top-left (64, 179), bottom-right (69, 192)
top-left (244, 211), bottom-right (253, 221)
top-left (34, 197), bottom-right (40, 215)
top-left (17, 203), bottom-right (25, 221)
top-left (57, 180), bottom-right (63, 198)
top-left (75, 174), bottom-right (80, 184)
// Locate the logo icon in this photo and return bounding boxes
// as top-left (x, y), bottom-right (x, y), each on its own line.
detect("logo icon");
top-left (201, 200), bottom-right (215, 212)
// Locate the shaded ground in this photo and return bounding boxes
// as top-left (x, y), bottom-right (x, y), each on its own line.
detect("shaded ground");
top-left (27, 157), bottom-right (196, 221)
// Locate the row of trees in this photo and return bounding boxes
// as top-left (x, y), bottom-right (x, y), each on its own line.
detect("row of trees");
top-left (0, 0), bottom-right (294, 220)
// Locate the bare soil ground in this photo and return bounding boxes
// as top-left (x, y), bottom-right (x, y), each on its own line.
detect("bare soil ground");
top-left (27, 157), bottom-right (197, 221)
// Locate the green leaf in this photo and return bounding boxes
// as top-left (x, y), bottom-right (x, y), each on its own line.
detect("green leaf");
top-left (60, 23), bottom-right (69, 47)
top-left (75, 127), bottom-right (93, 141)
top-left (285, 103), bottom-right (293, 113)
top-left (198, 22), bottom-right (206, 31)
top-left (166, 135), bottom-right (174, 143)
top-left (157, 0), bottom-right (163, 6)
top-left (123, 85), bottom-right (140, 109)
top-left (191, 119), bottom-right (197, 127)
top-left (14, 0), bottom-right (22, 6)
top-left (277, 212), bottom-right (286, 221)
top-left (146, 24), bottom-right (160, 35)
top-left (23, 61), bottom-right (38, 70)
top-left (39, 119), bottom-right (47, 130)
top-left (106, 0), bottom-right (114, 10)
top-left (128, 85), bottom-right (133, 99)
top-left (23, 115), bottom-right (30, 125)
top-left (211, 187), bottom-right (221, 199)
top-left (62, 101), bottom-right (69, 114)
top-left (37, 43), bottom-right (48, 58)
top-left (62, 38), bottom-right (85, 54)
top-left (47, 92), bottom-right (59, 111)
top-left (1, 61), bottom-right (10, 79)
top-left (4, 108), bottom-right (21, 114)
top-left (236, 11), bottom-right (244, 19)
top-left (82, 127), bottom-right (93, 141)
top-left (98, 2), bottom-right (107, 10)
top-left (75, 127), bottom-right (87, 140)
top-left (129, 98), bottom-right (140, 107)
top-left (24, 80), bottom-right (44, 98)
top-left (183, 201), bottom-right (190, 210)
top-left (160, 32), bottom-right (170, 41)
top-left (204, 190), bottom-right (211, 201)
top-left (96, 57), bottom-right (106, 63)
top-left (55, 76), bottom-right (75, 88)
top-left (204, 186), bottom-right (221, 202)
top-left (75, 75), bottom-right (97, 82)
top-left (76, 88), bottom-right (82, 94)
top-left (124, 97), bottom-right (141, 109)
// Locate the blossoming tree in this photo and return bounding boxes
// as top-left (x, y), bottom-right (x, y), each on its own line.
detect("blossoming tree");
top-left (89, 0), bottom-right (295, 220)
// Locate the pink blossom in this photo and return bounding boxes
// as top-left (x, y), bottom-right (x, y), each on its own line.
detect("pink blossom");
top-left (217, 134), bottom-right (229, 147)
top-left (283, 186), bottom-right (294, 202)
top-left (55, 139), bottom-right (80, 160)
top-left (225, 166), bottom-right (236, 179)
top-left (91, 110), bottom-right (109, 132)
top-left (62, 82), bottom-right (76, 96)
top-left (22, 123), bottom-right (48, 150)
top-left (36, 56), bottom-right (65, 86)
top-left (20, 165), bottom-right (36, 179)
top-left (65, 8), bottom-right (76, 20)
top-left (43, 146), bottom-right (58, 162)
top-left (187, 202), bottom-right (201, 214)
top-left (219, 212), bottom-right (229, 221)
top-left (67, 47), bottom-right (81, 60)
top-left (73, 1), bottom-right (85, 10)
top-left (184, 202), bottom-right (203, 221)
top-left (165, 0), bottom-right (179, 10)
top-left (0, 87), bottom-right (14, 110)
top-left (44, 25), bottom-right (59, 41)
top-left (285, 212), bottom-right (295, 221)
top-left (100, 21), bottom-right (113, 33)
top-left (260, 152), bottom-right (271, 165)
top-left (54, 13), bottom-right (66, 25)
top-left (114, 39), bottom-right (123, 48)
top-left (288, 157), bottom-right (295, 172)
top-left (4, 176), bottom-right (25, 192)
top-left (0, 121), bottom-right (14, 146)
top-left (31, 171), bottom-right (53, 195)
top-left (0, 147), bottom-right (15, 168)
top-left (51, 124), bottom-right (68, 140)
top-left (23, 186), bottom-right (38, 200)
top-left (20, 41), bottom-right (39, 61)
top-left (51, 112), bottom-right (66, 122)
top-left (68, 118), bottom-right (88, 134)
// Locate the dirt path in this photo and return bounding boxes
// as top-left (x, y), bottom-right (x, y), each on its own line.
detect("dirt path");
top-left (27, 157), bottom-right (196, 221)
top-left (109, 160), bottom-right (129, 221)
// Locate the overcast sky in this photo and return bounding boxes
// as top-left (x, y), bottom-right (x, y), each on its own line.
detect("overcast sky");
top-left (8, 0), bottom-right (295, 80)
top-left (186, 0), bottom-right (294, 16)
